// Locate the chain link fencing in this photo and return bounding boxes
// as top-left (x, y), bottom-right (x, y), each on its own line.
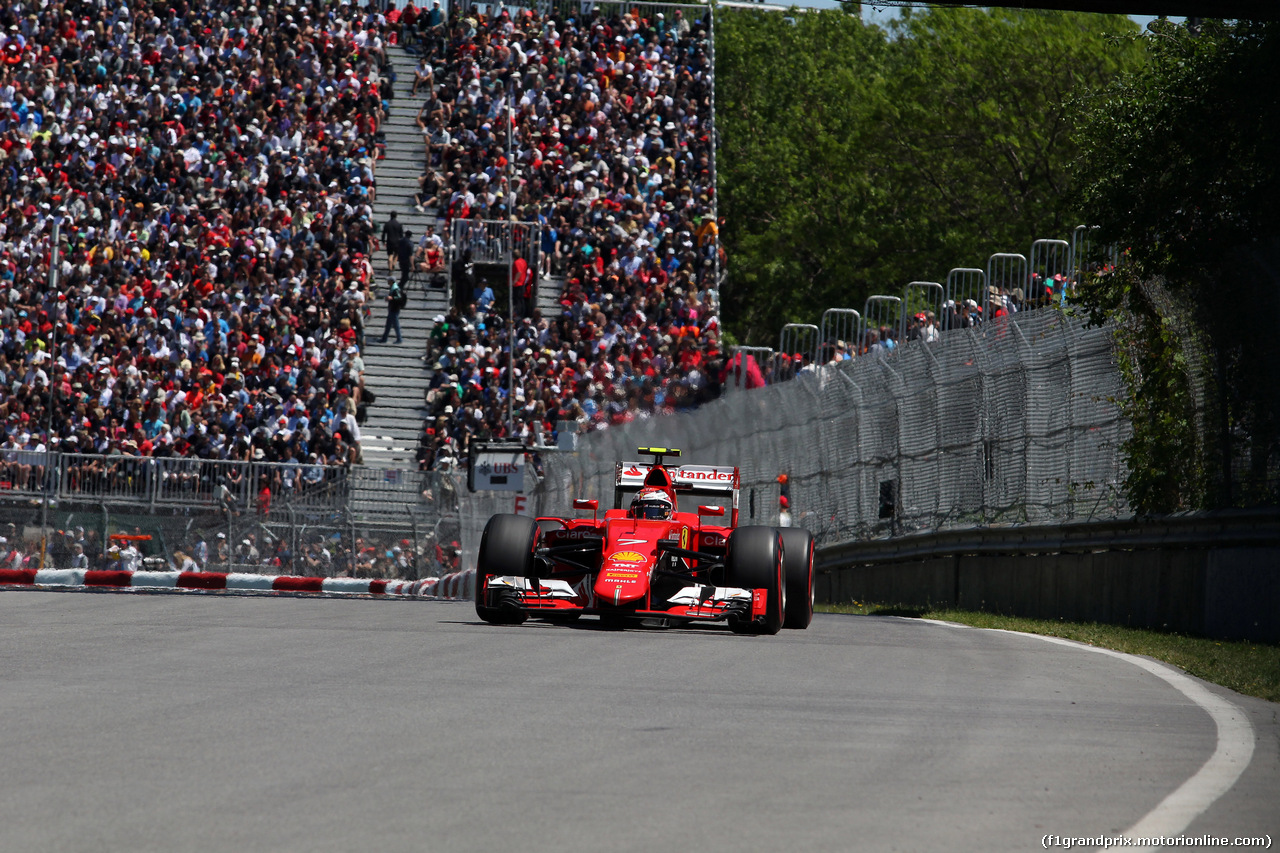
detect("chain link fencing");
top-left (5, 312), bottom-right (1127, 582)
top-left (524, 308), bottom-right (1129, 549)
top-left (0, 460), bottom-right (465, 587)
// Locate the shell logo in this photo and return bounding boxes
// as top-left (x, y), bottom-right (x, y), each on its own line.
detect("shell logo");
top-left (609, 551), bottom-right (646, 563)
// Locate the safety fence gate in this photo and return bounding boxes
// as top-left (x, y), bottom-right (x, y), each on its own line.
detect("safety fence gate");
top-left (901, 282), bottom-right (943, 344)
top-left (1031, 239), bottom-right (1071, 308)
top-left (987, 253), bottom-right (1028, 314)
top-left (821, 308), bottom-right (861, 364)
top-left (944, 268), bottom-right (987, 332)
top-left (1069, 225), bottom-right (1120, 291)
top-left (861, 296), bottom-right (902, 355)
top-left (775, 324), bottom-right (820, 382)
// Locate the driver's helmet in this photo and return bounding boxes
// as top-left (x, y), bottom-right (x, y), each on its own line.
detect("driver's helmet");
top-left (629, 487), bottom-right (674, 521)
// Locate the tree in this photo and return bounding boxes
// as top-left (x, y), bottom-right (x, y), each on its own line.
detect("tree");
top-left (716, 6), bottom-right (1142, 346)
top-left (1072, 19), bottom-right (1280, 510)
top-left (877, 8), bottom-right (1142, 277)
top-left (715, 7), bottom-right (888, 345)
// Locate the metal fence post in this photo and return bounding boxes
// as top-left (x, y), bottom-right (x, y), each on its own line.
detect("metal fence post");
top-left (225, 506), bottom-right (234, 574)
top-left (288, 501), bottom-right (299, 576)
top-left (148, 458), bottom-right (158, 513)
top-left (349, 506), bottom-right (358, 579)
top-left (407, 508), bottom-right (420, 581)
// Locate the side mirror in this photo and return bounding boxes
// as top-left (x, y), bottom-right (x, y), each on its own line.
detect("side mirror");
top-left (697, 505), bottom-right (725, 517)
top-left (573, 499), bottom-right (598, 511)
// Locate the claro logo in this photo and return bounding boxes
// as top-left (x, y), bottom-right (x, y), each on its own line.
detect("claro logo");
top-left (555, 528), bottom-right (600, 540)
top-left (702, 533), bottom-right (726, 547)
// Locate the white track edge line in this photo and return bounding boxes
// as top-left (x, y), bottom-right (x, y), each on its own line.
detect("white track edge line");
top-left (924, 619), bottom-right (1256, 851)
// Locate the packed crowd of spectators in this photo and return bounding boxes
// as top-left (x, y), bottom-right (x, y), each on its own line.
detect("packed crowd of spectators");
top-left (0, 0), bottom-right (398, 479)
top-left (398, 2), bottom-right (727, 470)
top-left (0, 0), bottom-right (1093, 488)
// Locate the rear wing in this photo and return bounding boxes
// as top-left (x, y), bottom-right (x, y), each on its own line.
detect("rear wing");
top-left (614, 461), bottom-right (740, 525)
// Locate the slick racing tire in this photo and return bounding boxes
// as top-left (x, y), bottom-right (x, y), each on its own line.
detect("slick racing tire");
top-left (778, 527), bottom-right (815, 629)
top-left (725, 526), bottom-right (785, 635)
top-left (475, 514), bottom-right (538, 625)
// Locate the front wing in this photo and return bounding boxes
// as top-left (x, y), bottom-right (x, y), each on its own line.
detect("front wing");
top-left (481, 576), bottom-right (771, 625)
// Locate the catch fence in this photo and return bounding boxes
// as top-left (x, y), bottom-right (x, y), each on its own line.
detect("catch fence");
top-left (0, 457), bottom-right (465, 582)
top-left (735, 228), bottom-right (1118, 384)
top-left (529, 307), bottom-right (1129, 547)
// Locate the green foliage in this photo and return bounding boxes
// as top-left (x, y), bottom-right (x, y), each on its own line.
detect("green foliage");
top-left (716, 6), bottom-right (1141, 345)
top-left (880, 9), bottom-right (1141, 279)
top-left (1072, 19), bottom-right (1280, 509)
top-left (716, 7), bottom-right (887, 343)
top-left (1105, 273), bottom-right (1212, 512)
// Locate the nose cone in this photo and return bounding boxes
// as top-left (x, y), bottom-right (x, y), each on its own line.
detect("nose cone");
top-left (594, 549), bottom-right (648, 605)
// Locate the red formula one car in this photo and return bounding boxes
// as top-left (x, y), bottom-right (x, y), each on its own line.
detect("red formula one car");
top-left (474, 448), bottom-right (814, 634)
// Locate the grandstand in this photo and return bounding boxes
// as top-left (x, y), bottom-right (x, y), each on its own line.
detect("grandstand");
top-left (0, 0), bottom-right (727, 572)
top-left (1, 0), bottom-right (393, 467)
top-left (0, 0), bottom-right (729, 473)
top-left (394, 0), bottom-right (727, 472)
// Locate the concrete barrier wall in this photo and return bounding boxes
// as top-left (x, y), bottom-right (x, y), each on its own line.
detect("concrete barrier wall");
top-left (817, 523), bottom-right (1280, 644)
top-left (1205, 548), bottom-right (1280, 643)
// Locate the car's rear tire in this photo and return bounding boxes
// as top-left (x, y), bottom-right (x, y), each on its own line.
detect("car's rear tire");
top-left (778, 527), bottom-right (815, 629)
top-left (725, 526), bottom-right (784, 635)
top-left (475, 514), bottom-right (538, 625)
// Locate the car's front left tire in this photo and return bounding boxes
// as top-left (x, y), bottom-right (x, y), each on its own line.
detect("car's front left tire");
top-left (475, 514), bottom-right (538, 625)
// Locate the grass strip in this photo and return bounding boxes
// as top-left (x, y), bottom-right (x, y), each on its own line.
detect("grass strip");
top-left (818, 603), bottom-right (1280, 704)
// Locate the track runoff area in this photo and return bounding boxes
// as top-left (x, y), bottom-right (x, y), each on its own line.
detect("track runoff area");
top-left (1, 593), bottom-right (1274, 853)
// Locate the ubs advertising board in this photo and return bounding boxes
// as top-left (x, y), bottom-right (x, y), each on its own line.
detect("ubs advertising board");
top-left (469, 443), bottom-right (526, 492)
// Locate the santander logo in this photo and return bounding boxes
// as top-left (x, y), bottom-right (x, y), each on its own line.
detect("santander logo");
top-left (677, 468), bottom-right (733, 482)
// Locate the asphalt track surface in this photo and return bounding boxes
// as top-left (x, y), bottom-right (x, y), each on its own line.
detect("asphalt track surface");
top-left (1, 592), bottom-right (1275, 853)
